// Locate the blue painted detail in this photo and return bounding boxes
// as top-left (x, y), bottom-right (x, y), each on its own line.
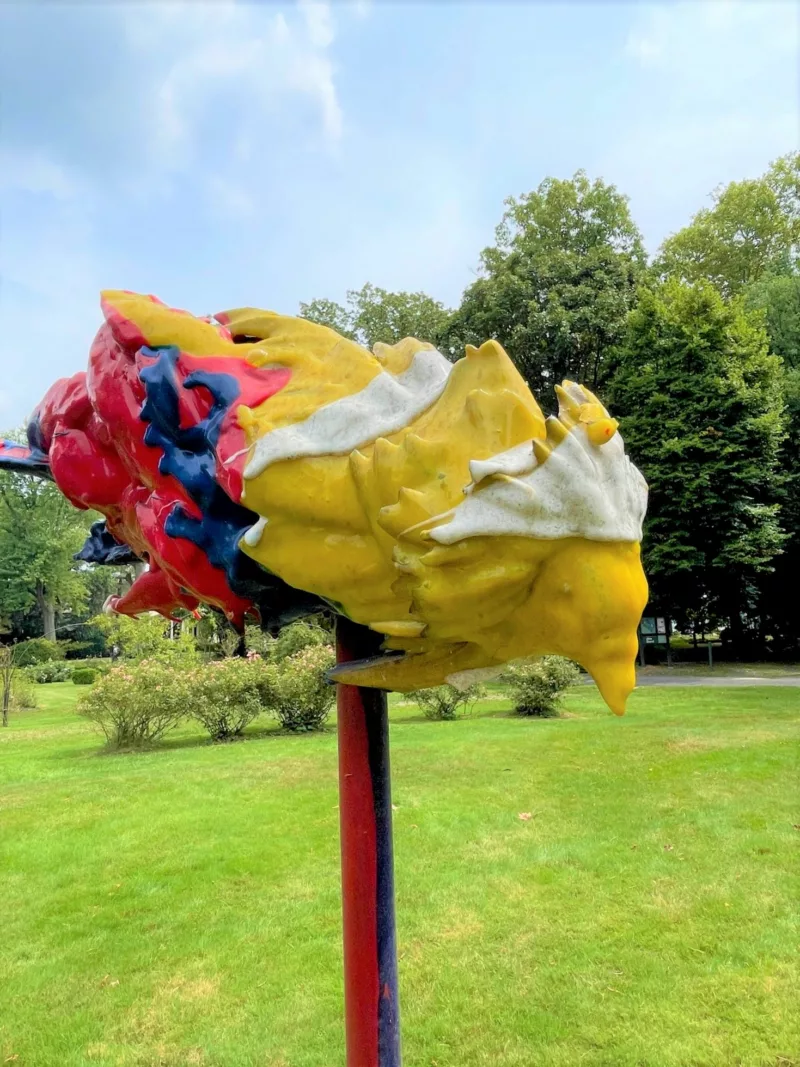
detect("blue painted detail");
top-left (138, 345), bottom-right (322, 627)
top-left (76, 520), bottom-right (141, 565)
top-left (0, 438), bottom-right (52, 479)
top-left (27, 414), bottom-right (47, 456)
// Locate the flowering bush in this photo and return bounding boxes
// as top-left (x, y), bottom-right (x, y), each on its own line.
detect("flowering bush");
top-left (411, 683), bottom-right (486, 720)
top-left (78, 659), bottom-right (191, 746)
top-left (77, 642), bottom-right (336, 747)
top-left (269, 644), bottom-right (335, 731)
top-left (187, 658), bottom-right (265, 741)
top-left (26, 661), bottom-right (73, 683)
top-left (503, 657), bottom-right (580, 717)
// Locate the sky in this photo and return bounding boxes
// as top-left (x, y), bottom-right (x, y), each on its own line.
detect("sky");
top-left (0, 0), bottom-right (798, 428)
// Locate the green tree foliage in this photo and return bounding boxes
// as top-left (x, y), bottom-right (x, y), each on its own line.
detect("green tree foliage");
top-left (745, 274), bottom-right (800, 648)
top-left (0, 465), bottom-right (91, 641)
top-left (610, 280), bottom-right (787, 644)
top-left (443, 170), bottom-right (646, 401)
top-left (92, 612), bottom-right (198, 664)
top-left (656, 153), bottom-right (800, 297)
top-left (745, 273), bottom-right (800, 369)
top-left (301, 282), bottom-right (451, 349)
top-left (297, 296), bottom-right (357, 340)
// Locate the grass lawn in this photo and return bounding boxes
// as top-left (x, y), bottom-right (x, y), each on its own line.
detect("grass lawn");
top-left (1, 682), bottom-right (798, 1067)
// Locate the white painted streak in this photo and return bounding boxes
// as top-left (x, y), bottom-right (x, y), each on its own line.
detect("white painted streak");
top-left (242, 516), bottom-right (268, 547)
top-left (430, 426), bottom-right (647, 545)
top-left (244, 349), bottom-right (452, 478)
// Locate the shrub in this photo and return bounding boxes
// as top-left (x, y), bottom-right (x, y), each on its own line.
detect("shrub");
top-left (77, 660), bottom-right (190, 747)
top-left (270, 619), bottom-right (329, 662)
top-left (244, 624), bottom-right (275, 659)
top-left (411, 683), bottom-right (486, 720)
top-left (27, 661), bottom-right (73, 683)
top-left (504, 657), bottom-right (580, 717)
top-left (72, 667), bottom-right (97, 685)
top-left (188, 658), bottom-right (265, 741)
top-left (72, 658), bottom-right (111, 677)
top-left (11, 672), bottom-right (38, 709)
top-left (270, 644), bottom-right (335, 731)
top-left (15, 638), bottom-right (63, 666)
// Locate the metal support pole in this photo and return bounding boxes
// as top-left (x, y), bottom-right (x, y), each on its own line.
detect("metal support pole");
top-left (336, 618), bottom-right (401, 1067)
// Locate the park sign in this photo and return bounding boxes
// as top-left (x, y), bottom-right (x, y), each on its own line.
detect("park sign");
top-left (0, 291), bottom-right (649, 1065)
top-left (640, 615), bottom-right (670, 646)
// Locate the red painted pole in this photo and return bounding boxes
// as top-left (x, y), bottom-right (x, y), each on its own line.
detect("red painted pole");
top-left (336, 618), bottom-right (401, 1067)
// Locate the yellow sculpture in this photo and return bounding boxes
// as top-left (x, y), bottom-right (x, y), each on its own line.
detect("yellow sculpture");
top-left (24, 291), bottom-right (648, 715)
top-left (217, 304), bottom-right (649, 714)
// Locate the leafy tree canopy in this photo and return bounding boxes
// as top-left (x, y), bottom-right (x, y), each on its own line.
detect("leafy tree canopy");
top-left (656, 152), bottom-right (800, 297)
top-left (610, 279), bottom-right (787, 638)
top-left (301, 283), bottom-right (451, 350)
top-left (442, 170), bottom-right (646, 403)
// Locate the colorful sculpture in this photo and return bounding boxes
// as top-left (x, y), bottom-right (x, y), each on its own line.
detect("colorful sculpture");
top-left (1, 290), bottom-right (649, 1065)
top-left (1, 289), bottom-right (647, 713)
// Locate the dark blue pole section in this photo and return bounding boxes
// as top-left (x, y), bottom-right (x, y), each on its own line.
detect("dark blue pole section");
top-left (365, 682), bottom-right (401, 1062)
top-left (336, 619), bottom-right (401, 1067)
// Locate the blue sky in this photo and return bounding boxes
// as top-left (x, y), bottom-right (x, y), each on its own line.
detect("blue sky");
top-left (1, 0), bottom-right (797, 427)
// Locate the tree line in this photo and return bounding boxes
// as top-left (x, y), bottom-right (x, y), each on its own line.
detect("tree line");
top-left (302, 154), bottom-right (800, 654)
top-left (2, 152), bottom-right (798, 654)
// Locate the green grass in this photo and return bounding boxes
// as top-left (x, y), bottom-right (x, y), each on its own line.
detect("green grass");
top-left (1, 683), bottom-right (798, 1067)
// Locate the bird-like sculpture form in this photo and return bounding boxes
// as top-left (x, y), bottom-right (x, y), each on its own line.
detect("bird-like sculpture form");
top-left (0, 291), bottom-right (648, 713)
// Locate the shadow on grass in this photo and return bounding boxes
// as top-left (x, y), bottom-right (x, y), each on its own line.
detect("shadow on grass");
top-left (57, 721), bottom-right (338, 760)
top-left (389, 705), bottom-right (520, 725)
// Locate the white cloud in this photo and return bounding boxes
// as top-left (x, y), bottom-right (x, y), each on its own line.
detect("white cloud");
top-left (625, 1), bottom-right (799, 79)
top-left (122, 0), bottom-right (344, 169)
top-left (0, 150), bottom-right (78, 201)
top-left (298, 0), bottom-right (335, 48)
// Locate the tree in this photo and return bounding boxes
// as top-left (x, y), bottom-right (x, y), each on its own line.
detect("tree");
top-left (297, 297), bottom-right (357, 340)
top-left (442, 170), bottom-right (646, 403)
top-left (0, 465), bottom-right (90, 641)
top-left (0, 645), bottom-right (18, 727)
top-left (745, 273), bottom-right (800, 369)
top-left (656, 153), bottom-right (800, 298)
top-left (610, 280), bottom-right (787, 648)
top-left (745, 274), bottom-right (800, 649)
top-left (758, 365), bottom-right (800, 651)
top-left (300, 283), bottom-right (451, 349)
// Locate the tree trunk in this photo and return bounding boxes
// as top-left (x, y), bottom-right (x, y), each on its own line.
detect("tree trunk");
top-left (36, 581), bottom-right (57, 642)
top-left (1, 652), bottom-right (11, 727)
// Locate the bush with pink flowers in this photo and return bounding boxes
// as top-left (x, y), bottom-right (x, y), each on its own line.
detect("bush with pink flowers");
top-left (269, 644), bottom-right (336, 732)
top-left (78, 659), bottom-right (193, 747)
top-left (187, 657), bottom-right (265, 741)
top-left (78, 643), bottom-right (336, 747)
